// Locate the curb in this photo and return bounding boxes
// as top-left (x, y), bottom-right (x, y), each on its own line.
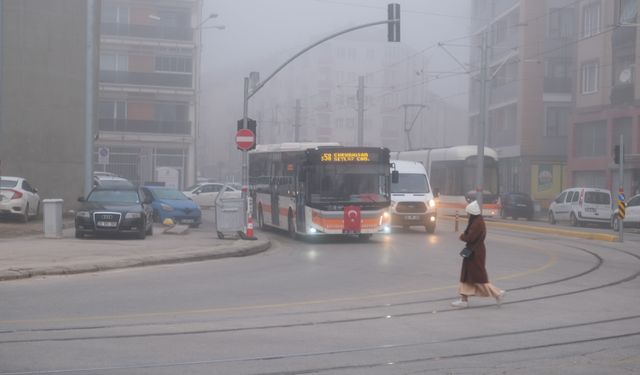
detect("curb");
top-left (0, 240), bottom-right (271, 282)
top-left (441, 216), bottom-right (619, 242)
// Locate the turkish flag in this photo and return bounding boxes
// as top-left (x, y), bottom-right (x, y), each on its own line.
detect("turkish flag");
top-left (343, 205), bottom-right (361, 233)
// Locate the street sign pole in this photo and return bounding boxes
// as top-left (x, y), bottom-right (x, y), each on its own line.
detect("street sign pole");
top-left (619, 134), bottom-right (624, 243)
top-left (242, 77), bottom-right (249, 235)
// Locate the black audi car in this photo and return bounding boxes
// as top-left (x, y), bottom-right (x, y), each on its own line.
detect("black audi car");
top-left (500, 192), bottom-right (534, 220)
top-left (75, 186), bottom-right (154, 239)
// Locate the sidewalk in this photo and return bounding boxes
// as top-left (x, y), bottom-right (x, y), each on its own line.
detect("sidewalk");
top-left (0, 222), bottom-right (270, 282)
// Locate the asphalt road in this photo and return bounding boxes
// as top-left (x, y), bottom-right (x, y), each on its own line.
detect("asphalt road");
top-left (0, 218), bottom-right (638, 374)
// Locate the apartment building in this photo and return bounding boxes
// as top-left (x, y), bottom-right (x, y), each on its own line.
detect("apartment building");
top-left (571, 0), bottom-right (640, 196)
top-left (97, 0), bottom-right (201, 189)
top-left (469, 0), bottom-right (578, 207)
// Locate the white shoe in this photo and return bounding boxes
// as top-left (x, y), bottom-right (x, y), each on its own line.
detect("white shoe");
top-left (451, 299), bottom-right (468, 308)
top-left (495, 290), bottom-right (506, 305)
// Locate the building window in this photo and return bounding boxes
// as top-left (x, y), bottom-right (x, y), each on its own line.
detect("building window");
top-left (102, 4), bottom-right (129, 24)
top-left (491, 17), bottom-right (508, 44)
top-left (548, 7), bottom-right (575, 38)
top-left (582, 2), bottom-right (601, 38)
top-left (612, 117), bottom-right (632, 153)
top-left (155, 55), bottom-right (192, 73)
top-left (100, 53), bottom-right (128, 71)
top-left (619, 0), bottom-right (638, 24)
top-left (580, 60), bottom-right (599, 94)
top-left (545, 107), bottom-right (569, 136)
top-left (575, 121), bottom-right (606, 157)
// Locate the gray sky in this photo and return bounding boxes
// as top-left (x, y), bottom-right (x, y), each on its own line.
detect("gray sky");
top-left (202, 0), bottom-right (474, 104)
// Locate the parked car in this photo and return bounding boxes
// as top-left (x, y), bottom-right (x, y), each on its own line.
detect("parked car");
top-left (141, 185), bottom-right (202, 227)
top-left (0, 176), bottom-right (41, 222)
top-left (612, 194), bottom-right (640, 231)
top-left (75, 186), bottom-right (153, 239)
top-left (500, 192), bottom-right (534, 220)
top-left (548, 187), bottom-right (612, 227)
top-left (93, 174), bottom-right (135, 188)
top-left (182, 182), bottom-right (241, 208)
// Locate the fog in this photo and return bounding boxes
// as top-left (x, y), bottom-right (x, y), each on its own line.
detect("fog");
top-left (199, 0), bottom-right (474, 179)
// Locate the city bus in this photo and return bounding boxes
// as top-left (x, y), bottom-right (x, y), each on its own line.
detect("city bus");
top-left (391, 145), bottom-right (500, 216)
top-left (249, 143), bottom-right (392, 239)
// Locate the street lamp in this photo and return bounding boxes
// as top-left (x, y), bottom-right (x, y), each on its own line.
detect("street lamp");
top-left (193, 12), bottom-right (224, 184)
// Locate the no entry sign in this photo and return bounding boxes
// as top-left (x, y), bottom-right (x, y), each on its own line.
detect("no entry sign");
top-left (236, 128), bottom-right (255, 150)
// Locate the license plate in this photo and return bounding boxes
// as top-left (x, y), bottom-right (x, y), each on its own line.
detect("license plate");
top-left (181, 219), bottom-right (194, 224)
top-left (405, 215), bottom-right (419, 220)
top-left (585, 207), bottom-right (597, 213)
top-left (97, 221), bottom-right (118, 227)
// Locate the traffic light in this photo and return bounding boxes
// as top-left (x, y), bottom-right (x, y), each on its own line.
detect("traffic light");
top-left (614, 145), bottom-right (621, 164)
top-left (387, 3), bottom-right (400, 42)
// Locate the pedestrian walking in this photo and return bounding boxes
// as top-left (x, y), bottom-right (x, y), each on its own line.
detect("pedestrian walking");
top-left (451, 200), bottom-right (505, 308)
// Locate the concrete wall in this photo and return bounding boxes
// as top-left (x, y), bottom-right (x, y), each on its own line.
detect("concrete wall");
top-left (0, 0), bottom-right (95, 212)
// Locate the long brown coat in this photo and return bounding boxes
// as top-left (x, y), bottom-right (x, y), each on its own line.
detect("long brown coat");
top-left (458, 216), bottom-right (489, 284)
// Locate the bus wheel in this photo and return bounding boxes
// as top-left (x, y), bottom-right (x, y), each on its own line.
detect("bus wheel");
top-left (358, 234), bottom-right (372, 241)
top-left (288, 212), bottom-right (298, 240)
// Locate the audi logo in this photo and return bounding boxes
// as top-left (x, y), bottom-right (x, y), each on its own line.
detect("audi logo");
top-left (102, 215), bottom-right (114, 220)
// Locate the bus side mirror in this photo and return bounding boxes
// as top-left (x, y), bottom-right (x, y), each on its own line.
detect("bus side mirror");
top-left (391, 170), bottom-right (399, 183)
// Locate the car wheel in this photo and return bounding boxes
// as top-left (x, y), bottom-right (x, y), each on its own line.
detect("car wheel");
top-left (22, 204), bottom-right (29, 223)
top-left (548, 211), bottom-right (556, 225)
top-left (425, 223), bottom-right (436, 234)
top-left (570, 213), bottom-right (579, 227)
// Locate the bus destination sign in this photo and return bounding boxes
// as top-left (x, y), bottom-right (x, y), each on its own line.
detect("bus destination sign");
top-left (321, 152), bottom-right (371, 162)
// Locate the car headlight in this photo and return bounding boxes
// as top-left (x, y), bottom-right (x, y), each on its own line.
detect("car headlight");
top-left (125, 212), bottom-right (141, 219)
top-left (76, 211), bottom-right (90, 218)
top-left (429, 199), bottom-right (436, 208)
top-left (160, 203), bottom-right (173, 211)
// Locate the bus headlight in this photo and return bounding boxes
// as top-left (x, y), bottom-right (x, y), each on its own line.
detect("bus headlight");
top-left (428, 199), bottom-right (436, 208)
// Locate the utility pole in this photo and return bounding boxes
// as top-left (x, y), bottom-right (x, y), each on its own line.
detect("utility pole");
top-left (293, 99), bottom-right (301, 142)
top-left (476, 28), bottom-right (489, 209)
top-left (84, 0), bottom-right (96, 197)
top-left (357, 76), bottom-right (365, 146)
top-left (401, 104), bottom-right (426, 150)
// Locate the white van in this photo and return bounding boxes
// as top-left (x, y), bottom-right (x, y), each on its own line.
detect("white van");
top-left (548, 187), bottom-right (612, 227)
top-left (390, 160), bottom-right (437, 233)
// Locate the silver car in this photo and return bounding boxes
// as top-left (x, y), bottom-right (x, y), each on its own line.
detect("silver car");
top-left (0, 176), bottom-right (41, 222)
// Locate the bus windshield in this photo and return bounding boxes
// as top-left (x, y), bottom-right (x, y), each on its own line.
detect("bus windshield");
top-left (308, 165), bottom-right (388, 203)
top-left (391, 173), bottom-right (429, 194)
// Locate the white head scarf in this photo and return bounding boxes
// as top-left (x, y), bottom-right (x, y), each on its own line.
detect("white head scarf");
top-left (465, 200), bottom-right (481, 216)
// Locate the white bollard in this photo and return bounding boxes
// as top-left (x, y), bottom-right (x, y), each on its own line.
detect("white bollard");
top-left (43, 199), bottom-right (64, 238)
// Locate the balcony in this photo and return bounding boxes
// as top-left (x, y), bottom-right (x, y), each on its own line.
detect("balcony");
top-left (100, 71), bottom-right (192, 88)
top-left (610, 83), bottom-right (635, 105)
top-left (612, 25), bottom-right (636, 47)
top-left (543, 77), bottom-right (573, 93)
top-left (99, 119), bottom-right (191, 135)
top-left (101, 22), bottom-right (192, 42)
